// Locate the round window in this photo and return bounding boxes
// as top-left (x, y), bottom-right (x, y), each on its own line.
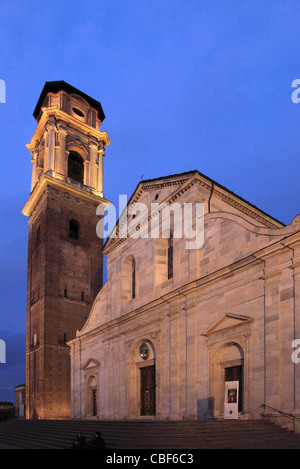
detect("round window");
top-left (139, 343), bottom-right (149, 360)
top-left (72, 107), bottom-right (85, 117)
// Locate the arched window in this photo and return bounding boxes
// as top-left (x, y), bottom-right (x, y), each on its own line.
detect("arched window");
top-left (69, 219), bottom-right (80, 240)
top-left (67, 151), bottom-right (84, 183)
top-left (122, 255), bottom-right (136, 301)
top-left (154, 231), bottom-right (173, 285)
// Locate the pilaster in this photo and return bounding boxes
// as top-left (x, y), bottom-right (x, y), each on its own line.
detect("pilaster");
top-left (55, 122), bottom-right (68, 180)
top-left (97, 141), bottom-right (105, 196)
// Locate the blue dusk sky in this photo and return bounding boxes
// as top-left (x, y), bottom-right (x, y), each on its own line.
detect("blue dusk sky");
top-left (0, 0), bottom-right (300, 403)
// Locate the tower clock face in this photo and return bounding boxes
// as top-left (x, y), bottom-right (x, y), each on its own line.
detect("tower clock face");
top-left (139, 343), bottom-right (149, 360)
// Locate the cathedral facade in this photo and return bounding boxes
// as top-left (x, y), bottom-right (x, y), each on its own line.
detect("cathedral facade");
top-left (24, 82), bottom-right (300, 426)
top-left (68, 171), bottom-right (300, 423)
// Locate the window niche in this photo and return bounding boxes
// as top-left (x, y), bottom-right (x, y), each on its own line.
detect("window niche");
top-left (69, 219), bottom-right (80, 240)
top-left (121, 255), bottom-right (136, 302)
top-left (67, 151), bottom-right (84, 183)
top-left (154, 231), bottom-right (173, 286)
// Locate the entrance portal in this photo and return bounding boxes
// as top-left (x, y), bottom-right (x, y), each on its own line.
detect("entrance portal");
top-left (225, 365), bottom-right (243, 412)
top-left (140, 365), bottom-right (156, 416)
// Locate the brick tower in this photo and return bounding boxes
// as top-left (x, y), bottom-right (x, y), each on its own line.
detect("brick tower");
top-left (23, 81), bottom-right (110, 419)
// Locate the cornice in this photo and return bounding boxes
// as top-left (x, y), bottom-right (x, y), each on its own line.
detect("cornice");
top-left (26, 106), bottom-right (110, 154)
top-left (184, 174), bottom-right (283, 228)
top-left (202, 313), bottom-right (254, 340)
top-left (103, 172), bottom-right (287, 255)
top-left (139, 173), bottom-right (283, 228)
top-left (22, 173), bottom-right (111, 217)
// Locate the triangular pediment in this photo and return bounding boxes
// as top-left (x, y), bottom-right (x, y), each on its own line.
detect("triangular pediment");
top-left (203, 313), bottom-right (253, 337)
top-left (82, 358), bottom-right (100, 370)
top-left (103, 170), bottom-right (284, 254)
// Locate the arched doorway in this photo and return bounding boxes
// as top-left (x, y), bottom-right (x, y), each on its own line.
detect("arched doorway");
top-left (213, 342), bottom-right (244, 416)
top-left (139, 342), bottom-right (156, 416)
top-left (86, 375), bottom-right (98, 417)
top-left (128, 339), bottom-right (156, 417)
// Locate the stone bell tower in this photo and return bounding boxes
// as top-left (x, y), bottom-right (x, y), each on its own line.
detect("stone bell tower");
top-left (23, 81), bottom-right (110, 419)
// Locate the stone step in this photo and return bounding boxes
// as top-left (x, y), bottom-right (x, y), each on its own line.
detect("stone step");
top-left (0, 419), bottom-right (300, 449)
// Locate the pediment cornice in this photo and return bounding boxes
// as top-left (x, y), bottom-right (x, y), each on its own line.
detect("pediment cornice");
top-left (203, 313), bottom-right (254, 341)
top-left (103, 170), bottom-right (285, 254)
top-left (81, 358), bottom-right (100, 370)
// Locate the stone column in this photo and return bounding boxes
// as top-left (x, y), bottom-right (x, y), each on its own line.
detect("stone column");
top-left (89, 139), bottom-right (98, 191)
top-left (264, 254), bottom-right (280, 410)
top-left (30, 151), bottom-right (38, 191)
top-left (292, 252), bottom-right (300, 416)
top-left (56, 123), bottom-right (68, 180)
top-left (47, 123), bottom-right (56, 174)
top-left (278, 248), bottom-right (295, 413)
top-left (83, 160), bottom-right (90, 187)
top-left (178, 299), bottom-right (187, 418)
top-left (160, 310), bottom-right (171, 418)
top-left (103, 335), bottom-right (111, 418)
top-left (97, 141), bottom-right (105, 196)
top-left (118, 333), bottom-right (126, 417)
top-left (186, 293), bottom-right (197, 418)
top-left (43, 128), bottom-right (49, 173)
top-left (169, 305), bottom-right (179, 418)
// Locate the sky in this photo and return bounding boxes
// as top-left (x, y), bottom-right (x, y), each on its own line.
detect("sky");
top-left (0, 0), bottom-right (300, 403)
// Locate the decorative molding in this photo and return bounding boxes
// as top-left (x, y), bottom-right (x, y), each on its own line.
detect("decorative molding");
top-left (103, 172), bottom-right (285, 255)
top-left (82, 358), bottom-right (100, 370)
top-left (203, 313), bottom-right (254, 344)
top-left (22, 173), bottom-right (111, 217)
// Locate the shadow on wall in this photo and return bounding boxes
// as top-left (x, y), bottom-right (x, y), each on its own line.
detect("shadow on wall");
top-left (197, 398), bottom-right (214, 420)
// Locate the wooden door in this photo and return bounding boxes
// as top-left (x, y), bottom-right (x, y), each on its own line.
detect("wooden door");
top-left (92, 388), bottom-right (97, 416)
top-left (140, 365), bottom-right (156, 416)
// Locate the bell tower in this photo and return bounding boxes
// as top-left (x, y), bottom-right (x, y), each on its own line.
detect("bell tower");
top-left (23, 81), bottom-right (110, 419)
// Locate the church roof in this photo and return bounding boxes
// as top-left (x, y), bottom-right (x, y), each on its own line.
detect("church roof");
top-left (33, 80), bottom-right (106, 121)
top-left (133, 169), bottom-right (285, 226)
top-left (102, 169), bottom-right (285, 253)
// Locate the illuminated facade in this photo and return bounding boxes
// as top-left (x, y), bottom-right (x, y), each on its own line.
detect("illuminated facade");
top-left (68, 170), bottom-right (300, 426)
top-left (23, 82), bottom-right (300, 428)
top-left (23, 81), bottom-right (110, 419)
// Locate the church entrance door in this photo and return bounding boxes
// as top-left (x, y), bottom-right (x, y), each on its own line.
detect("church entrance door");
top-left (140, 365), bottom-right (155, 416)
top-left (225, 365), bottom-right (243, 412)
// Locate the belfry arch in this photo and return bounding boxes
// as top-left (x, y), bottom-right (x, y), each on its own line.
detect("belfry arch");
top-left (67, 150), bottom-right (84, 183)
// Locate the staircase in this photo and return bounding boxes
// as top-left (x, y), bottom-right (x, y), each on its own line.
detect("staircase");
top-left (0, 418), bottom-right (300, 449)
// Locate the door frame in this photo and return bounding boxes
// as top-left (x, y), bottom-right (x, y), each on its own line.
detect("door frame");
top-left (140, 364), bottom-right (156, 416)
top-left (127, 338), bottom-right (157, 418)
top-left (224, 364), bottom-right (243, 413)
